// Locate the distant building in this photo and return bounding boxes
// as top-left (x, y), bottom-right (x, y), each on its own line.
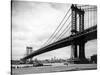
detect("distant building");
top-left (90, 54), bottom-right (97, 64)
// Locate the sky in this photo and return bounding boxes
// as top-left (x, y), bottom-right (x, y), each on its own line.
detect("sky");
top-left (12, 1), bottom-right (97, 60)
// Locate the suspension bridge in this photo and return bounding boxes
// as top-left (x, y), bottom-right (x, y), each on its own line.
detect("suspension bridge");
top-left (21, 4), bottom-right (97, 63)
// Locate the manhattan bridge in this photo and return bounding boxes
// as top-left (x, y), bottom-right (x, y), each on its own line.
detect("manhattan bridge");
top-left (21, 4), bottom-right (97, 64)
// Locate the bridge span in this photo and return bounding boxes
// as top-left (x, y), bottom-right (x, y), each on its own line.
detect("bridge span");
top-left (21, 4), bottom-right (97, 63)
top-left (21, 25), bottom-right (97, 60)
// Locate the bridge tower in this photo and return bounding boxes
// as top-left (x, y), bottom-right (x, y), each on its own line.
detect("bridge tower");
top-left (71, 4), bottom-right (87, 63)
top-left (70, 4), bottom-right (78, 60)
top-left (26, 47), bottom-right (33, 63)
top-left (78, 9), bottom-right (86, 60)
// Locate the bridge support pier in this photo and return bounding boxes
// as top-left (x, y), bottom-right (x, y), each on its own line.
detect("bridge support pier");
top-left (74, 44), bottom-right (77, 58)
top-left (70, 41), bottom-right (89, 64)
top-left (71, 44), bottom-right (77, 59)
top-left (79, 42), bottom-right (85, 59)
top-left (70, 42), bottom-right (80, 64)
top-left (78, 41), bottom-right (89, 63)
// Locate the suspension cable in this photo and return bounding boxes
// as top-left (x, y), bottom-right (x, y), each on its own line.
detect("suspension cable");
top-left (48, 14), bottom-right (71, 44)
top-left (41, 8), bottom-right (71, 47)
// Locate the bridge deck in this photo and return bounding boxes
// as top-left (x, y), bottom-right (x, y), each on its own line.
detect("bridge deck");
top-left (21, 25), bottom-right (97, 60)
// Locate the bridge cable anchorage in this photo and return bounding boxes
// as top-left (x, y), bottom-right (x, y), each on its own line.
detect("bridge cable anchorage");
top-left (56, 16), bottom-right (79, 41)
top-left (41, 7), bottom-right (71, 47)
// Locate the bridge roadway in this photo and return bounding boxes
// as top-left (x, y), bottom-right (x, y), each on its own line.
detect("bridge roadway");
top-left (21, 25), bottom-right (97, 60)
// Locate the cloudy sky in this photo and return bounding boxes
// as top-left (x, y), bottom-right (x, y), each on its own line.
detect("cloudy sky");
top-left (12, 1), bottom-right (97, 60)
